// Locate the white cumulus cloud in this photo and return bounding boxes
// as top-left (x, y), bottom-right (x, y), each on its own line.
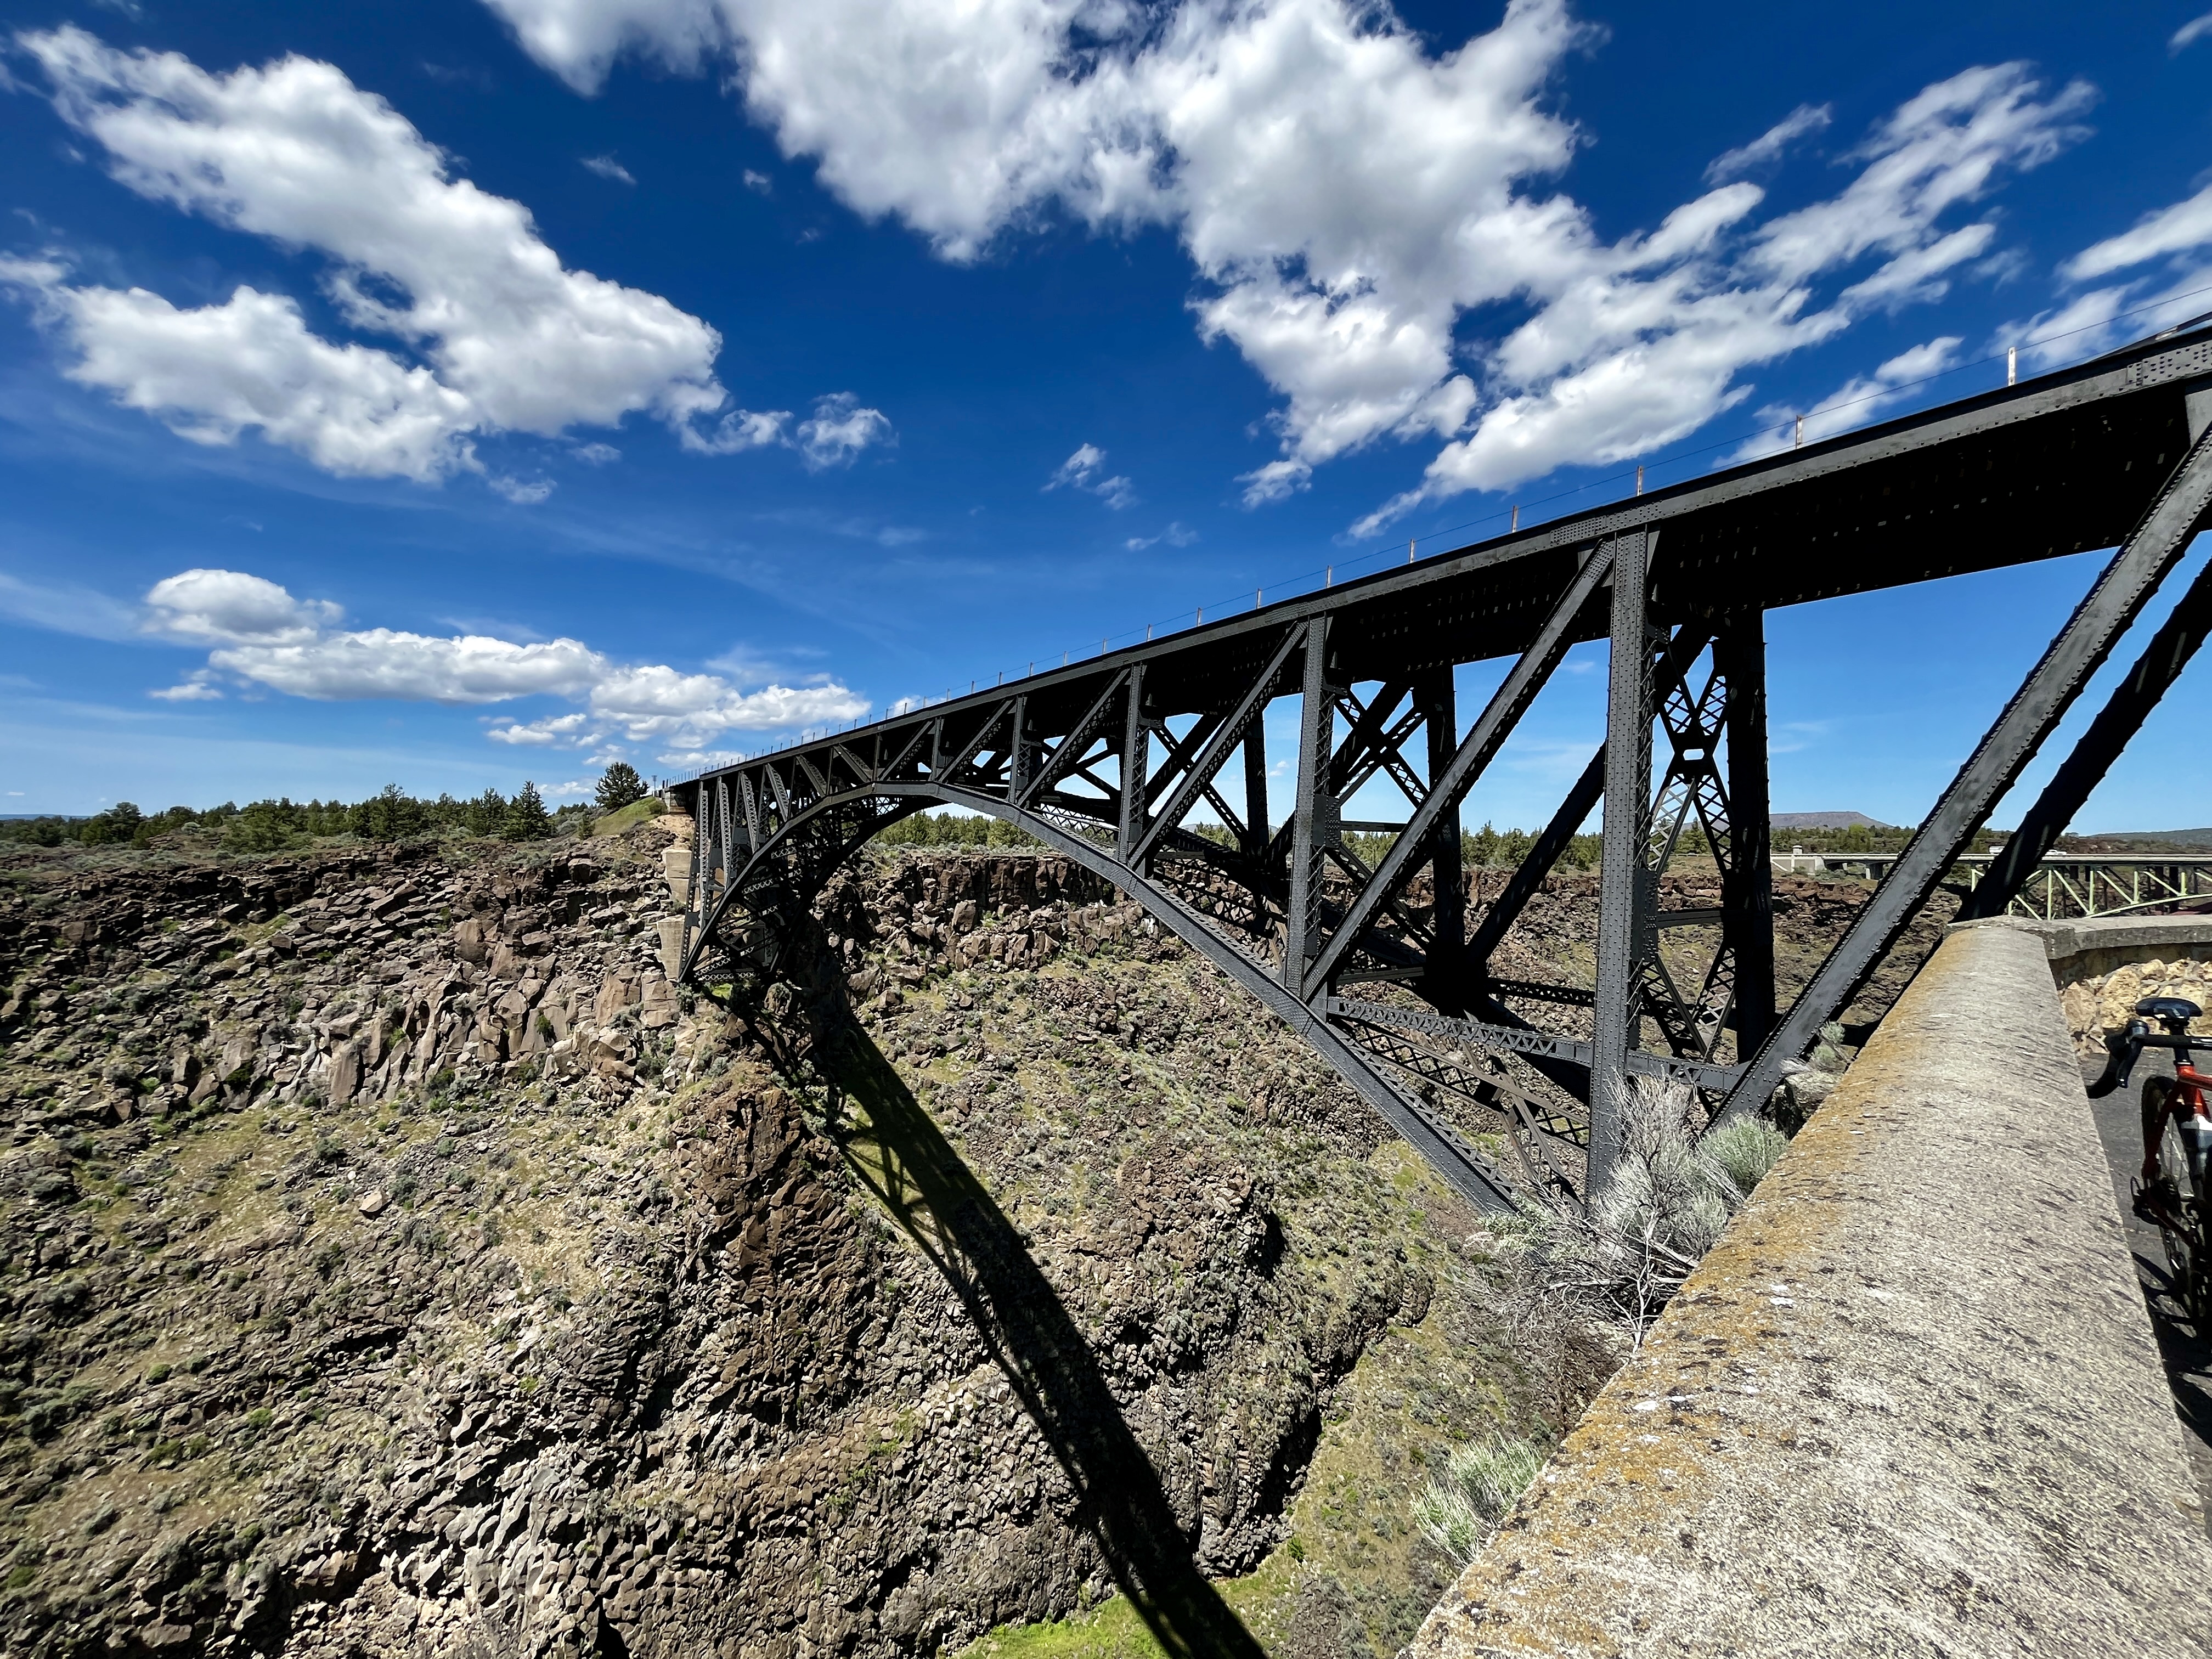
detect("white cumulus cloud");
top-left (144, 567), bottom-right (343, 645)
top-left (123, 566), bottom-right (870, 748)
top-left (476, 0), bottom-right (2093, 524)
top-left (488, 710), bottom-right (594, 743)
top-left (1355, 61), bottom-right (2092, 530)
top-left (213, 629), bottom-right (606, 703)
top-left (5, 29), bottom-right (874, 482)
top-left (488, 0), bottom-right (722, 93)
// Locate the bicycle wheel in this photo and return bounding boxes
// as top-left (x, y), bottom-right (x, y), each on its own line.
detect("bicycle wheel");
top-left (2142, 1077), bottom-right (2199, 1309)
top-left (2157, 1116), bottom-right (2208, 1324)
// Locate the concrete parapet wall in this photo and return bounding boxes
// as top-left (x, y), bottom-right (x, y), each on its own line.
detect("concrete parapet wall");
top-left (1997, 912), bottom-right (2212, 984)
top-left (1411, 920), bottom-right (2212, 1657)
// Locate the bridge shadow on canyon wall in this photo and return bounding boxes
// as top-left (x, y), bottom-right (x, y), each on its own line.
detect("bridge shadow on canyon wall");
top-left (739, 933), bottom-right (1265, 1659)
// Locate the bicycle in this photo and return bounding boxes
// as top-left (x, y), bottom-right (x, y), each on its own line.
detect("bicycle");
top-left (2089, 995), bottom-right (2212, 1328)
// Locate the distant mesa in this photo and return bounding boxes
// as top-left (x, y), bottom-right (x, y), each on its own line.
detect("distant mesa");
top-left (2066, 826), bottom-right (2212, 852)
top-left (2109, 826), bottom-right (2212, 845)
top-left (1771, 811), bottom-right (1895, 830)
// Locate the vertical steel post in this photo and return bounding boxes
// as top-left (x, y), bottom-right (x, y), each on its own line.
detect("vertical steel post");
top-left (1718, 421), bottom-right (2212, 1125)
top-left (1243, 716), bottom-right (1270, 860)
top-left (1591, 531), bottom-right (1653, 1197)
top-left (1415, 668), bottom-right (1465, 1007)
top-left (1715, 611), bottom-right (1775, 1055)
top-left (706, 778), bottom-right (728, 939)
top-left (1008, 695), bottom-right (1030, 803)
top-left (685, 785), bottom-right (710, 962)
top-left (1118, 664), bottom-right (1149, 872)
top-left (1284, 617), bottom-right (1336, 998)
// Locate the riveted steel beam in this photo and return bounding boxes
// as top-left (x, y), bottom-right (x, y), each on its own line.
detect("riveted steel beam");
top-left (1716, 612), bottom-right (1775, 1054)
top-left (1118, 665), bottom-right (1150, 868)
top-left (1959, 546), bottom-right (2212, 921)
top-left (1591, 529), bottom-right (1655, 1197)
top-left (1719, 419), bottom-right (2212, 1125)
top-left (1307, 539), bottom-right (1616, 998)
top-left (1284, 618), bottom-right (1339, 997)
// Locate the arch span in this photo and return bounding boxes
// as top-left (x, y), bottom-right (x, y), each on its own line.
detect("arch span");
top-left (680, 778), bottom-right (1521, 1214)
top-left (670, 329), bottom-right (2212, 1215)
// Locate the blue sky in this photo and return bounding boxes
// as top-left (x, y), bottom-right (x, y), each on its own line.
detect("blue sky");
top-left (2, 0), bottom-right (2211, 830)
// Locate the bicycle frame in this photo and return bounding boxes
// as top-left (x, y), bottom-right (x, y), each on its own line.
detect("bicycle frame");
top-left (2175, 1062), bottom-right (2212, 1187)
top-left (2099, 1002), bottom-right (2212, 1326)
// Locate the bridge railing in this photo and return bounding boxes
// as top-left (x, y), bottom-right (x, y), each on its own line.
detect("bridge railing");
top-left (1773, 849), bottom-right (2212, 920)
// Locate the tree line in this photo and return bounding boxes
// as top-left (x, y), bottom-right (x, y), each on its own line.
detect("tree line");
top-left (870, 811), bottom-right (1604, 870)
top-left (870, 812), bottom-right (2016, 870)
top-left (0, 764), bottom-right (654, 854)
top-left (3, 775), bottom-right (2016, 867)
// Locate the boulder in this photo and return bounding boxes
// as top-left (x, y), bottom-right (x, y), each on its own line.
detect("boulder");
top-left (328, 1041), bottom-right (363, 1106)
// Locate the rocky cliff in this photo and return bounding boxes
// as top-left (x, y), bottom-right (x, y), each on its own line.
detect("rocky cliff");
top-left (0, 825), bottom-right (1926, 1658)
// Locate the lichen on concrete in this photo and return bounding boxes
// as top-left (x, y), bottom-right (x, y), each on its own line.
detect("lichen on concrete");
top-left (1410, 920), bottom-right (2212, 1658)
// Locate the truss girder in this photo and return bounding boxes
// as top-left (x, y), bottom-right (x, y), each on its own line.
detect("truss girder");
top-left (667, 324), bottom-right (2212, 1216)
top-left (1717, 408), bottom-right (2212, 1125)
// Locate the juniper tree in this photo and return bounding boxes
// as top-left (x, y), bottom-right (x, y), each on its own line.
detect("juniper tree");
top-left (503, 781), bottom-right (551, 841)
top-left (594, 761), bottom-right (647, 814)
top-left (464, 787), bottom-right (507, 837)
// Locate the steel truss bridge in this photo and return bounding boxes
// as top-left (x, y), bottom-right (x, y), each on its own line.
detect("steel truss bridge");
top-left (1776, 849), bottom-right (2212, 921)
top-left (671, 321), bottom-right (2212, 1217)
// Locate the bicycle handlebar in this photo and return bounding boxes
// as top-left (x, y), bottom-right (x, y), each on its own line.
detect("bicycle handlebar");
top-left (2086, 1019), bottom-right (2212, 1098)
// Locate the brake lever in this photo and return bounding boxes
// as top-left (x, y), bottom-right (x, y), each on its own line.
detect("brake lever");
top-left (2086, 1021), bottom-right (2146, 1099)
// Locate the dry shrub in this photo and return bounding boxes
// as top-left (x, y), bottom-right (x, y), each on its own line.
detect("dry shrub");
top-left (1412, 1432), bottom-right (1555, 1564)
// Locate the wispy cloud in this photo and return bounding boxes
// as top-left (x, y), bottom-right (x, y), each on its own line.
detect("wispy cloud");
top-left (0, 568), bottom-right (143, 641)
top-left (582, 153), bottom-right (635, 185)
top-left (1704, 103), bottom-right (1832, 184)
top-left (1047, 443), bottom-right (1136, 509)
top-left (1124, 522), bottom-right (1196, 551)
top-left (1730, 335), bottom-right (1964, 461)
top-left (684, 393), bottom-right (895, 469)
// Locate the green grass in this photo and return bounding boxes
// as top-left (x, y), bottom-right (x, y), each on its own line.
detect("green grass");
top-left (958, 1555), bottom-right (1297, 1658)
top-left (591, 798), bottom-right (664, 838)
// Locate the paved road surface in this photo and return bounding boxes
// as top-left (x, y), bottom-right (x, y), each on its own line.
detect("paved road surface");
top-left (2082, 1044), bottom-right (2212, 1526)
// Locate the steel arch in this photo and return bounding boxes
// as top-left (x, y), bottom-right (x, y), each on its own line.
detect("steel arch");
top-left (686, 777), bottom-right (1525, 1215)
top-left (669, 319), bottom-right (2212, 1214)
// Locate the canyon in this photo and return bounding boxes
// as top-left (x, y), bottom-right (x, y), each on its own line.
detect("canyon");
top-left (0, 818), bottom-right (1931, 1657)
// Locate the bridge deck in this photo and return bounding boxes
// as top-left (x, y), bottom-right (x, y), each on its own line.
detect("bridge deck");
top-left (727, 321), bottom-right (2209, 747)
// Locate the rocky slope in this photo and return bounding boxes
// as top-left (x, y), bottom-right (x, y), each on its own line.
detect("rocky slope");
top-left (0, 826), bottom-right (1921, 1658)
